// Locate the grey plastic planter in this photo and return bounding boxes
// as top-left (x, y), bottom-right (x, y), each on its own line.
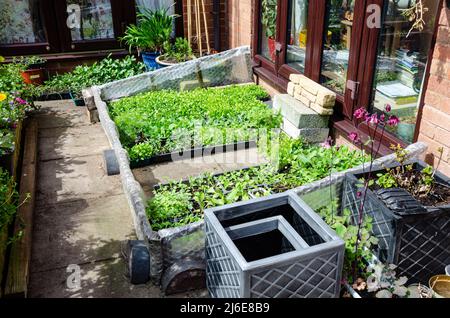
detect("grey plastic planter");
top-left (205, 192), bottom-right (345, 298)
top-left (344, 160), bottom-right (450, 285)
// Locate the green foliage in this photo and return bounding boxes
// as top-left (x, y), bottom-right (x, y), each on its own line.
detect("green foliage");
top-left (42, 55), bottom-right (146, 97)
top-left (261, 0), bottom-right (277, 38)
top-left (109, 84), bottom-right (278, 161)
top-left (12, 56), bottom-right (46, 69)
top-left (376, 171), bottom-right (398, 189)
top-left (318, 202), bottom-right (378, 283)
top-left (162, 38), bottom-right (194, 63)
top-left (0, 62), bottom-right (27, 96)
top-left (121, 7), bottom-right (177, 52)
top-left (147, 137), bottom-right (366, 230)
top-left (0, 167), bottom-right (18, 232)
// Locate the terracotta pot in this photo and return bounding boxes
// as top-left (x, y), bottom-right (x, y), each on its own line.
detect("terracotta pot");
top-left (267, 37), bottom-right (276, 61)
top-left (21, 68), bottom-right (45, 85)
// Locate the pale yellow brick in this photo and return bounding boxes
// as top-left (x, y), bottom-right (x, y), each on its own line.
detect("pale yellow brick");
top-left (316, 90), bottom-right (336, 108)
top-left (287, 82), bottom-right (296, 96)
top-left (289, 74), bottom-right (303, 84)
top-left (310, 103), bottom-right (334, 116)
top-left (295, 93), bottom-right (311, 108)
top-left (299, 76), bottom-right (320, 96)
top-left (301, 89), bottom-right (317, 104)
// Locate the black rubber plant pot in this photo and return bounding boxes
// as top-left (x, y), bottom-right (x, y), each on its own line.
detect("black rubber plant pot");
top-left (343, 160), bottom-right (450, 285)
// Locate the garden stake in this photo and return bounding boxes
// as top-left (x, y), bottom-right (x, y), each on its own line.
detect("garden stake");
top-left (187, 0), bottom-right (192, 46)
top-left (201, 0), bottom-right (211, 54)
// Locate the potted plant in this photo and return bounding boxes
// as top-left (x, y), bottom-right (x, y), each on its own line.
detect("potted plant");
top-left (121, 7), bottom-right (177, 71)
top-left (261, 0), bottom-right (277, 61)
top-left (14, 56), bottom-right (47, 86)
top-left (156, 38), bottom-right (195, 67)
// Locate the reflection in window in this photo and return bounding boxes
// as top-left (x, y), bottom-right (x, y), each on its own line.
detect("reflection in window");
top-left (371, 0), bottom-right (440, 143)
top-left (68, 0), bottom-right (115, 41)
top-left (260, 0), bottom-right (278, 62)
top-left (320, 0), bottom-right (355, 93)
top-left (286, 0), bottom-right (309, 73)
top-left (0, 0), bottom-right (46, 44)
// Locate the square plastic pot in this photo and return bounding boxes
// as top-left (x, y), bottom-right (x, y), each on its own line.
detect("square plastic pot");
top-left (343, 160), bottom-right (450, 284)
top-left (205, 192), bottom-right (345, 298)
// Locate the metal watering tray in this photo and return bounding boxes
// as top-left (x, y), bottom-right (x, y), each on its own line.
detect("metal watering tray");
top-left (205, 192), bottom-right (345, 298)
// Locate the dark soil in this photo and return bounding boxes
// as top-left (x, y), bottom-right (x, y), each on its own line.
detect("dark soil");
top-left (370, 169), bottom-right (450, 208)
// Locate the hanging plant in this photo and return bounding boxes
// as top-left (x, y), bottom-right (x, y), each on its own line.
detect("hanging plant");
top-left (400, 0), bottom-right (429, 38)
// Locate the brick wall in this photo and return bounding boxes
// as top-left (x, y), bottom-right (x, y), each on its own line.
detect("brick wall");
top-left (182, 0), bottom-right (228, 53)
top-left (418, 4), bottom-right (450, 176)
top-left (226, 0), bottom-right (254, 48)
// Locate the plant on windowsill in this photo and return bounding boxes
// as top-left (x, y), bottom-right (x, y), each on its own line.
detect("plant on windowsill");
top-left (261, 0), bottom-right (277, 61)
top-left (13, 56), bottom-right (47, 86)
top-left (121, 6), bottom-right (178, 71)
top-left (156, 38), bottom-right (195, 67)
top-left (399, 0), bottom-right (429, 38)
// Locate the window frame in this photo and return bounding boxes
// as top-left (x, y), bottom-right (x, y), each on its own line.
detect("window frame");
top-left (252, 0), bottom-right (444, 152)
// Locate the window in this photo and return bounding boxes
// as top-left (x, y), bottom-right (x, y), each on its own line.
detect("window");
top-left (370, 0), bottom-right (441, 143)
top-left (0, 0), bottom-right (183, 56)
top-left (253, 0), bottom-right (442, 148)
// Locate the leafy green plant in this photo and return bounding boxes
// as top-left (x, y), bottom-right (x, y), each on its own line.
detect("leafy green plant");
top-left (12, 56), bottom-right (46, 69)
top-left (318, 201), bottom-right (378, 283)
top-left (161, 38), bottom-right (194, 63)
top-left (109, 84), bottom-right (279, 161)
top-left (146, 136), bottom-right (366, 231)
top-left (41, 55), bottom-right (146, 96)
top-left (0, 168), bottom-right (18, 232)
top-left (261, 0), bottom-right (277, 38)
top-left (121, 6), bottom-right (177, 53)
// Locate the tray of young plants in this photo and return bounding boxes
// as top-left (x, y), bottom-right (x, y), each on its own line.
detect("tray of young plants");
top-left (109, 84), bottom-right (281, 169)
top-left (349, 144), bottom-right (450, 213)
top-left (147, 135), bottom-right (366, 231)
top-left (37, 55), bottom-right (146, 104)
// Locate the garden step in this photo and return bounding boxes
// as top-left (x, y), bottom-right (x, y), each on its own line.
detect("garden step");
top-left (282, 118), bottom-right (329, 144)
top-left (273, 94), bottom-right (330, 129)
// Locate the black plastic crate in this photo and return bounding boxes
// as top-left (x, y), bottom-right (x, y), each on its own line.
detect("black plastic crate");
top-left (343, 160), bottom-right (450, 284)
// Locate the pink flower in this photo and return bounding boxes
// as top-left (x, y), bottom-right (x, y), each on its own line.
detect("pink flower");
top-left (380, 114), bottom-right (386, 122)
top-left (321, 136), bottom-right (333, 149)
top-left (385, 104), bottom-right (392, 113)
top-left (349, 132), bottom-right (359, 143)
top-left (15, 97), bottom-right (27, 105)
top-left (357, 191), bottom-right (362, 198)
top-left (354, 107), bottom-right (367, 120)
top-left (368, 114), bottom-right (379, 125)
top-left (387, 115), bottom-right (400, 127)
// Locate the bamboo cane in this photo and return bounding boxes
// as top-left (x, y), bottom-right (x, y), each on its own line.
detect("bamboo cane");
top-left (187, 0), bottom-right (192, 46)
top-left (200, 0), bottom-right (211, 54)
top-left (195, 0), bottom-right (203, 56)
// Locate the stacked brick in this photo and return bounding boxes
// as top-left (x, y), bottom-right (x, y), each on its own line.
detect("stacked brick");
top-left (274, 74), bottom-right (336, 143)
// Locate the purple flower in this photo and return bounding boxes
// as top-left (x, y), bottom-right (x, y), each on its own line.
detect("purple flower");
top-left (369, 114), bottom-right (379, 125)
top-left (385, 104), bottom-right (392, 113)
top-left (349, 132), bottom-right (359, 143)
top-left (15, 97), bottom-right (27, 105)
top-left (387, 115), bottom-right (400, 127)
top-left (357, 191), bottom-right (362, 198)
top-left (354, 107), bottom-right (367, 119)
top-left (321, 136), bottom-right (333, 149)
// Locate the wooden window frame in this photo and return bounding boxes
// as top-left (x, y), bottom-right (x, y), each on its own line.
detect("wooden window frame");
top-left (252, 0), bottom-right (444, 152)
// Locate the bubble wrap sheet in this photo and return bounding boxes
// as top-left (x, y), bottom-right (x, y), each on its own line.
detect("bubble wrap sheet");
top-left (89, 45), bottom-right (428, 285)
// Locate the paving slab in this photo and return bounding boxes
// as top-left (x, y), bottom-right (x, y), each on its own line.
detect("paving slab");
top-left (36, 155), bottom-right (123, 206)
top-left (34, 101), bottom-right (89, 129)
top-left (31, 195), bottom-right (135, 273)
top-left (38, 126), bottom-right (110, 161)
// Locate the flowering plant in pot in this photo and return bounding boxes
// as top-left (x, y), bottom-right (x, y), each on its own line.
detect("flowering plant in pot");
top-left (156, 38), bottom-right (195, 67)
top-left (13, 56), bottom-right (47, 86)
top-left (121, 6), bottom-right (178, 70)
top-left (261, 0), bottom-right (277, 61)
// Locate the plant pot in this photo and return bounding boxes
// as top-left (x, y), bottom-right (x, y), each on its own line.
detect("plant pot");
top-left (21, 68), bottom-right (46, 85)
top-left (429, 275), bottom-right (450, 298)
top-left (343, 160), bottom-right (450, 284)
top-left (141, 51), bottom-right (161, 71)
top-left (267, 37), bottom-right (276, 61)
top-left (69, 92), bottom-right (85, 107)
top-left (155, 55), bottom-right (176, 68)
top-left (205, 192), bottom-right (345, 298)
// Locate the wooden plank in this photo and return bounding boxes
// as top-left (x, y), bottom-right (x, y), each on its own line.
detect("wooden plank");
top-left (4, 119), bottom-right (38, 298)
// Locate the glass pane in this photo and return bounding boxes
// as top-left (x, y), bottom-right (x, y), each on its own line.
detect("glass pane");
top-left (68, 0), bottom-right (115, 41)
top-left (286, 0), bottom-right (309, 73)
top-left (0, 0), bottom-right (47, 45)
top-left (260, 0), bottom-right (278, 62)
top-left (320, 0), bottom-right (355, 93)
top-left (136, 0), bottom-right (175, 15)
top-left (370, 0), bottom-right (441, 143)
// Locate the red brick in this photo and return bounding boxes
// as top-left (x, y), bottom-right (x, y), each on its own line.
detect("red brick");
top-left (427, 75), bottom-right (450, 99)
top-left (437, 26), bottom-right (450, 45)
top-left (418, 118), bottom-right (437, 140)
top-left (418, 134), bottom-right (450, 163)
top-left (439, 7), bottom-right (450, 27)
top-left (435, 126), bottom-right (450, 147)
top-left (422, 106), bottom-right (450, 130)
top-left (424, 91), bottom-right (450, 115)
